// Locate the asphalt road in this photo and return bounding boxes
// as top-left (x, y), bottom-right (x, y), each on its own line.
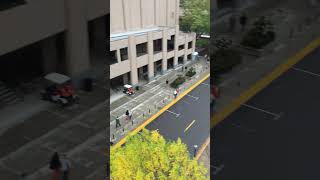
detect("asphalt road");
top-left (146, 78), bottom-right (210, 155)
top-left (212, 47), bottom-right (320, 179)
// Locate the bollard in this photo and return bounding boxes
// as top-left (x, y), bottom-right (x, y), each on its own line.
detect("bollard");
top-left (149, 109), bottom-right (151, 114)
top-left (132, 120), bottom-right (134, 125)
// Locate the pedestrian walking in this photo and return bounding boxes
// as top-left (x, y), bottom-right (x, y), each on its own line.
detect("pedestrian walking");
top-left (19, 172), bottom-right (27, 180)
top-left (166, 79), bottom-right (169, 85)
top-left (115, 116), bottom-right (121, 128)
top-left (128, 110), bottom-right (132, 120)
top-left (60, 154), bottom-right (72, 180)
top-left (176, 88), bottom-right (180, 94)
top-left (229, 14), bottom-right (236, 32)
top-left (173, 90), bottom-right (177, 99)
top-left (240, 13), bottom-right (248, 32)
top-left (49, 152), bottom-right (61, 180)
top-left (289, 27), bottom-right (294, 39)
top-left (125, 110), bottom-right (130, 122)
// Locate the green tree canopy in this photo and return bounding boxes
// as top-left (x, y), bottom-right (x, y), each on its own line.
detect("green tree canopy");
top-left (180, 0), bottom-right (210, 37)
top-left (110, 129), bottom-right (209, 180)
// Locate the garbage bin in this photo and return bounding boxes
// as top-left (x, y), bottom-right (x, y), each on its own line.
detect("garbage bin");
top-left (84, 78), bottom-right (93, 92)
top-left (192, 52), bottom-right (199, 61)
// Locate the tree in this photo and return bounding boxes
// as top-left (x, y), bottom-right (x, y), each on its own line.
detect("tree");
top-left (110, 129), bottom-right (209, 180)
top-left (180, 0), bottom-right (210, 38)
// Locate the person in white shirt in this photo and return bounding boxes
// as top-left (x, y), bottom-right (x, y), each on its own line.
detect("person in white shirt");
top-left (60, 154), bottom-right (72, 180)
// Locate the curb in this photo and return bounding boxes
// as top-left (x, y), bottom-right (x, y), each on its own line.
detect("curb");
top-left (211, 37), bottom-right (320, 128)
top-left (195, 136), bottom-right (210, 160)
top-left (113, 73), bottom-right (210, 149)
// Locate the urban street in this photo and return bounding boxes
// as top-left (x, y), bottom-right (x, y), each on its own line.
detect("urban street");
top-left (213, 46), bottom-right (320, 179)
top-left (147, 78), bottom-right (210, 155)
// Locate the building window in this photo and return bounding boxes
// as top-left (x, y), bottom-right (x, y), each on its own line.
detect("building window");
top-left (110, 50), bottom-right (118, 65)
top-left (120, 47), bottom-right (128, 61)
top-left (0, 0), bottom-right (26, 11)
top-left (153, 39), bottom-right (162, 54)
top-left (188, 41), bottom-right (192, 49)
top-left (167, 35), bottom-right (175, 52)
top-left (136, 43), bottom-right (148, 57)
top-left (178, 44), bottom-right (185, 51)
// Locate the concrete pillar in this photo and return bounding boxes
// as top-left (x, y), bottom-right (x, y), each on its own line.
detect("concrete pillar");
top-left (175, 0), bottom-right (180, 25)
top-left (183, 34), bottom-right (188, 64)
top-left (128, 36), bottom-right (138, 85)
top-left (138, 67), bottom-right (143, 79)
top-left (147, 32), bottom-right (154, 80)
top-left (162, 29), bottom-right (168, 72)
top-left (116, 49), bottom-right (121, 62)
top-left (42, 36), bottom-right (58, 74)
top-left (64, 0), bottom-right (90, 79)
top-left (192, 33), bottom-right (196, 53)
top-left (173, 25), bottom-right (179, 66)
top-left (211, 0), bottom-right (218, 21)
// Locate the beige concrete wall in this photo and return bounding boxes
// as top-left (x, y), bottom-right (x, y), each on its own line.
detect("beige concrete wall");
top-left (0, 0), bottom-right (108, 56)
top-left (141, 0), bottom-right (155, 28)
top-left (111, 0), bottom-right (178, 34)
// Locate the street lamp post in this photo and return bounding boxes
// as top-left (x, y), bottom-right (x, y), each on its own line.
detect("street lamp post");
top-left (193, 145), bottom-right (198, 157)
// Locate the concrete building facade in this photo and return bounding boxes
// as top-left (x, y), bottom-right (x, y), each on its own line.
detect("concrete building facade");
top-left (110, 0), bottom-right (196, 86)
top-left (0, 0), bottom-right (109, 88)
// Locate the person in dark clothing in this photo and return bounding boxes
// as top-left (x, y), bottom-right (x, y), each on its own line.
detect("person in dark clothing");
top-left (50, 152), bottom-right (61, 180)
top-left (240, 13), bottom-right (248, 31)
top-left (115, 116), bottom-right (121, 128)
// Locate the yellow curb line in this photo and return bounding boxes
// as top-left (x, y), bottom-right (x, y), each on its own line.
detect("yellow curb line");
top-left (211, 37), bottom-right (320, 128)
top-left (113, 73), bottom-right (210, 149)
top-left (195, 136), bottom-right (210, 160)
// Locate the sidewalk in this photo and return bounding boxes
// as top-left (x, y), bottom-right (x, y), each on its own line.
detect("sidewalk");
top-left (212, 1), bottom-right (320, 117)
top-left (0, 78), bottom-right (107, 180)
top-left (110, 58), bottom-right (210, 145)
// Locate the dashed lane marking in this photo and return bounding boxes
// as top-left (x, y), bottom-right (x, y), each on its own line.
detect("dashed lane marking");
top-left (166, 110), bottom-right (180, 117)
top-left (212, 164), bottom-right (225, 175)
top-left (184, 120), bottom-right (196, 132)
top-left (181, 99), bottom-right (191, 105)
top-left (201, 82), bottom-right (210, 86)
top-left (186, 94), bottom-right (199, 100)
top-left (292, 67), bottom-right (320, 77)
top-left (242, 104), bottom-right (281, 120)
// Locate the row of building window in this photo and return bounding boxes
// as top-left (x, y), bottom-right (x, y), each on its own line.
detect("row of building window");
top-left (110, 37), bottom-right (193, 64)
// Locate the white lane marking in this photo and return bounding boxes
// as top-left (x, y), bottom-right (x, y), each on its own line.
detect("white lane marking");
top-left (201, 82), bottom-right (210, 86)
top-left (292, 67), bottom-right (320, 78)
top-left (186, 94), bottom-right (199, 100)
top-left (220, 77), bottom-right (236, 86)
top-left (166, 110), bottom-right (180, 117)
top-left (212, 164), bottom-right (225, 175)
top-left (242, 104), bottom-right (281, 120)
top-left (181, 99), bottom-right (191, 105)
top-left (231, 123), bottom-right (256, 133)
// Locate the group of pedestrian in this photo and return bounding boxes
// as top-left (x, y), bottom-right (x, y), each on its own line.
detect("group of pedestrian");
top-left (50, 152), bottom-right (72, 180)
top-left (115, 110), bottom-right (133, 129)
top-left (229, 13), bottom-right (248, 32)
